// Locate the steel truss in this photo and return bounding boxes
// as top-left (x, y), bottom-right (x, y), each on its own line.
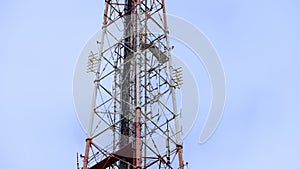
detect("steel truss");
top-left (79, 0), bottom-right (185, 169)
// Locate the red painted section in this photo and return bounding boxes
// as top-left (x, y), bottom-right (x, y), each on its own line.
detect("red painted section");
top-left (177, 144), bottom-right (184, 169)
top-left (89, 143), bottom-right (134, 169)
top-left (135, 107), bottom-right (142, 168)
top-left (83, 139), bottom-right (92, 169)
top-left (161, 0), bottom-right (168, 30)
top-left (103, 1), bottom-right (109, 25)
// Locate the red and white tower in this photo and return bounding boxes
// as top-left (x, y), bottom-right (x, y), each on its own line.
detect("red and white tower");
top-left (76, 1), bottom-right (186, 168)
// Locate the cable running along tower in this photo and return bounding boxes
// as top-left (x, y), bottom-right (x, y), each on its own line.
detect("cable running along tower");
top-left (78, 0), bottom-right (186, 168)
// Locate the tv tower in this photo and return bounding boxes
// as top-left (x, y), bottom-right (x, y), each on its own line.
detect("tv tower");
top-left (77, 0), bottom-right (186, 168)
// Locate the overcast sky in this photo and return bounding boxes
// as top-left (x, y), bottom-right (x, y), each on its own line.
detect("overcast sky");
top-left (1, 1), bottom-right (300, 169)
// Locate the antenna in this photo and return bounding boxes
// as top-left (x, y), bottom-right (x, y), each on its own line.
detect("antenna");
top-left (75, 1), bottom-right (187, 168)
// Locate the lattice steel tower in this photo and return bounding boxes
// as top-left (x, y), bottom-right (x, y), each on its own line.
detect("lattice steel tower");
top-left (78, 0), bottom-right (186, 169)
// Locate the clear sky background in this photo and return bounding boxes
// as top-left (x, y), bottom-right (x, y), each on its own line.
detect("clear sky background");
top-left (1, 0), bottom-right (300, 169)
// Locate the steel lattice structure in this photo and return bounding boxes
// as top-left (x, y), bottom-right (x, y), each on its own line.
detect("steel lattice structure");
top-left (78, 0), bottom-right (185, 169)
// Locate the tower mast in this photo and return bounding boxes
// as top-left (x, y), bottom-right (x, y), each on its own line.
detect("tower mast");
top-left (80, 1), bottom-right (185, 168)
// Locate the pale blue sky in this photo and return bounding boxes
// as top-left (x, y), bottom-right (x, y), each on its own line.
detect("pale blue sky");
top-left (1, 0), bottom-right (300, 169)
